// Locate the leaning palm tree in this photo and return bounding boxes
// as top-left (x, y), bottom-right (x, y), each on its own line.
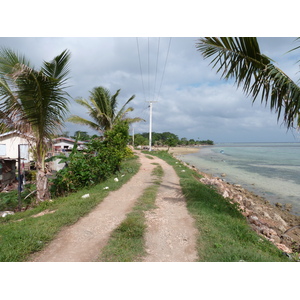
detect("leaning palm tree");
top-left (0, 48), bottom-right (71, 203)
top-left (196, 37), bottom-right (300, 129)
top-left (67, 86), bottom-right (144, 134)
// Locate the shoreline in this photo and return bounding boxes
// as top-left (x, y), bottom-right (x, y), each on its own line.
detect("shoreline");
top-left (154, 145), bottom-right (202, 155)
top-left (153, 146), bottom-right (300, 257)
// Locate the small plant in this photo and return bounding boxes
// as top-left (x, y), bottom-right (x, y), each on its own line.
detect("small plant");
top-left (0, 184), bottom-right (36, 211)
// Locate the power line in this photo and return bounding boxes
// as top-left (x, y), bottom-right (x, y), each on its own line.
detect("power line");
top-left (135, 37), bottom-right (172, 150)
top-left (153, 37), bottom-right (160, 102)
top-left (156, 37), bottom-right (172, 101)
top-left (147, 37), bottom-right (150, 101)
top-left (136, 37), bottom-right (146, 101)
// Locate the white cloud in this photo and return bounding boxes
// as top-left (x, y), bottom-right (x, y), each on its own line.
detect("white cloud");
top-left (0, 36), bottom-right (299, 142)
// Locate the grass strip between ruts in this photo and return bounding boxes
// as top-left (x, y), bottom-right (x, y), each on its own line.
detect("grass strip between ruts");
top-left (0, 156), bottom-right (140, 262)
top-left (98, 163), bottom-right (163, 262)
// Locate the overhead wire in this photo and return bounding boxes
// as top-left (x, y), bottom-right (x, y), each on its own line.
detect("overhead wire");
top-left (153, 37), bottom-right (160, 101)
top-left (156, 37), bottom-right (172, 101)
top-left (136, 37), bottom-right (146, 102)
top-left (147, 37), bottom-right (150, 102)
top-left (135, 37), bottom-right (172, 132)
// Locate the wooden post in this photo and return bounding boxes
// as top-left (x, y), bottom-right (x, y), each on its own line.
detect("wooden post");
top-left (18, 144), bottom-right (22, 211)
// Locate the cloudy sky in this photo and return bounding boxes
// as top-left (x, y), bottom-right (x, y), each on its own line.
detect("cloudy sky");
top-left (1, 36), bottom-right (300, 143)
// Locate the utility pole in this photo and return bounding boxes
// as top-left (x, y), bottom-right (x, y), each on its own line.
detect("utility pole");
top-left (132, 127), bottom-right (134, 147)
top-left (147, 101), bottom-right (157, 151)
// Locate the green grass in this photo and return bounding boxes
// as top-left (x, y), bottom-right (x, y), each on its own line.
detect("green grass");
top-left (0, 156), bottom-right (141, 262)
top-left (149, 150), bottom-right (290, 262)
top-left (98, 164), bottom-right (163, 262)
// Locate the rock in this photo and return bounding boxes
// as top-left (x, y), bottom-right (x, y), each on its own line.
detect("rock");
top-left (252, 205), bottom-right (263, 214)
top-left (278, 225), bottom-right (288, 233)
top-left (270, 235), bottom-right (281, 243)
top-left (262, 211), bottom-right (271, 219)
top-left (273, 213), bottom-right (288, 228)
top-left (103, 187), bottom-right (109, 190)
top-left (81, 194), bottom-right (90, 199)
top-left (221, 173), bottom-right (226, 177)
top-left (261, 227), bottom-right (277, 238)
top-left (275, 202), bottom-right (283, 209)
top-left (222, 190), bottom-right (230, 198)
top-left (275, 243), bottom-right (292, 253)
top-left (234, 194), bottom-right (243, 203)
top-left (114, 178), bottom-right (119, 182)
top-left (249, 215), bottom-right (261, 226)
top-left (284, 203), bottom-right (293, 212)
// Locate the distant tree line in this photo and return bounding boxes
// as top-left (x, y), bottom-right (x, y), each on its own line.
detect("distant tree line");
top-left (56, 130), bottom-right (214, 147)
top-left (132, 132), bottom-right (214, 147)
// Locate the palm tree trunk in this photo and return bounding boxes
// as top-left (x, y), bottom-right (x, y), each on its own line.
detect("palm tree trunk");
top-left (35, 146), bottom-right (50, 202)
top-left (36, 168), bottom-right (50, 202)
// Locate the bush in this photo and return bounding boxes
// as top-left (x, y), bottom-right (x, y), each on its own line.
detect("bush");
top-left (50, 121), bottom-right (131, 197)
top-left (0, 184), bottom-right (36, 211)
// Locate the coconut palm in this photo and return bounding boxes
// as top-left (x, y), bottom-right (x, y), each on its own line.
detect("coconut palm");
top-left (196, 37), bottom-right (300, 129)
top-left (67, 86), bottom-right (144, 134)
top-left (0, 47), bottom-right (71, 203)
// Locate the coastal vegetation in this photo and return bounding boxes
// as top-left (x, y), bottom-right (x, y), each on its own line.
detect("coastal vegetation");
top-left (0, 48), bottom-right (71, 203)
top-left (50, 121), bottom-right (132, 197)
top-left (133, 131), bottom-right (214, 147)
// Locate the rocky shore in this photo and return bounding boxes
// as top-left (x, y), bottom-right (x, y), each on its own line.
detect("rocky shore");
top-left (171, 150), bottom-right (300, 260)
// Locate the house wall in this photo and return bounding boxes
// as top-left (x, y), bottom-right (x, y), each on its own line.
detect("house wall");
top-left (0, 134), bottom-right (32, 162)
top-left (53, 141), bottom-right (75, 152)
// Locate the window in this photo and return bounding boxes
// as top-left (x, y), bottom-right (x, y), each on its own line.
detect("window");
top-left (0, 144), bottom-right (6, 156)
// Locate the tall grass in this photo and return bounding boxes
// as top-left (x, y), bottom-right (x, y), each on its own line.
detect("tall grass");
top-left (0, 156), bottom-right (140, 262)
top-left (150, 150), bottom-right (289, 262)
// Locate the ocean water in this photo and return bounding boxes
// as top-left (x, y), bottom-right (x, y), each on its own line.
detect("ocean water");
top-left (179, 143), bottom-right (300, 215)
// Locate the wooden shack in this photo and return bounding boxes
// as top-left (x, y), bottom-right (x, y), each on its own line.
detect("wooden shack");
top-left (0, 158), bottom-right (16, 191)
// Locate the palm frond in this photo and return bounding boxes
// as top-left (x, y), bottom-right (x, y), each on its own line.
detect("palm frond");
top-left (196, 37), bottom-right (300, 128)
top-left (67, 115), bottom-right (103, 133)
top-left (41, 49), bottom-right (71, 83)
top-left (68, 86), bottom-right (143, 132)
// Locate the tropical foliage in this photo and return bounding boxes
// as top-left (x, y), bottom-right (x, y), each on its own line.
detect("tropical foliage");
top-left (67, 86), bottom-right (144, 134)
top-left (196, 37), bottom-right (300, 128)
top-left (0, 48), bottom-right (71, 203)
top-left (51, 122), bottom-right (133, 197)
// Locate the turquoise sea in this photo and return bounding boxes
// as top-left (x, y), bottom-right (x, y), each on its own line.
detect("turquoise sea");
top-left (179, 143), bottom-right (300, 215)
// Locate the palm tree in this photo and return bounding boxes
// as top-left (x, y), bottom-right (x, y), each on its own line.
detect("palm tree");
top-left (196, 37), bottom-right (300, 129)
top-left (0, 48), bottom-right (71, 203)
top-left (67, 86), bottom-right (144, 134)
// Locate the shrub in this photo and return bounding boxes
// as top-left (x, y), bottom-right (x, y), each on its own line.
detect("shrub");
top-left (50, 121), bottom-right (130, 197)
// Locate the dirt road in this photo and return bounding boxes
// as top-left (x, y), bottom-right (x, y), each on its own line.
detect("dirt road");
top-left (143, 157), bottom-right (198, 262)
top-left (30, 152), bottom-right (198, 262)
